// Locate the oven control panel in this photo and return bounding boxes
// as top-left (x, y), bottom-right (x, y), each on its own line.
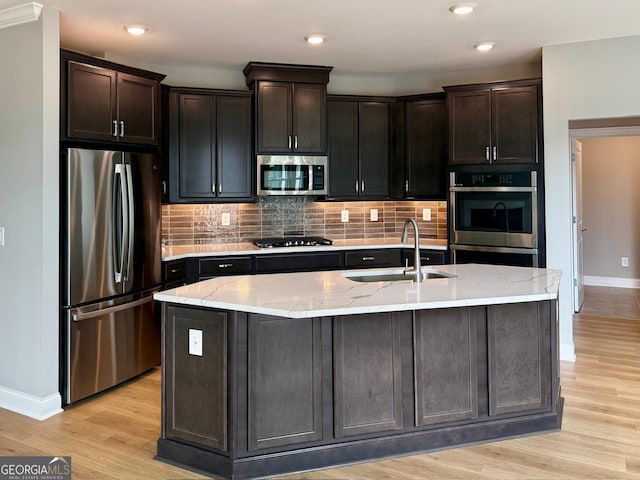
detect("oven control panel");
top-left (452, 171), bottom-right (535, 187)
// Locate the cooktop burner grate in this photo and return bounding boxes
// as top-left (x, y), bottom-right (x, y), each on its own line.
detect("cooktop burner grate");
top-left (253, 236), bottom-right (333, 248)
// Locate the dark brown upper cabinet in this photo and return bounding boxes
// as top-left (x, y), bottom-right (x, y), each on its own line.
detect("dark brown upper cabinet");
top-left (61, 49), bottom-right (164, 147)
top-left (445, 79), bottom-right (541, 166)
top-left (327, 97), bottom-right (391, 199)
top-left (167, 88), bottom-right (253, 202)
top-left (399, 94), bottom-right (447, 199)
top-left (243, 62), bottom-right (332, 155)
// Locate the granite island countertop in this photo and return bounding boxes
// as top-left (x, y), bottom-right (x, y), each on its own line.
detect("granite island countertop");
top-left (154, 263), bottom-right (561, 318)
top-left (162, 238), bottom-right (448, 261)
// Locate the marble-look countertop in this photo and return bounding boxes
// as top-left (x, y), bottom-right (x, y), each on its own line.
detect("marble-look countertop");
top-left (162, 238), bottom-right (448, 261)
top-left (154, 264), bottom-right (561, 318)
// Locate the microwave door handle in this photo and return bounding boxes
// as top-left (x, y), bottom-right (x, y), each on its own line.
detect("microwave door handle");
top-left (123, 164), bottom-right (134, 282)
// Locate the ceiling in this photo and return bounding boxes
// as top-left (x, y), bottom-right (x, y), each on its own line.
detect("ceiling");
top-left (3, 0), bottom-right (640, 76)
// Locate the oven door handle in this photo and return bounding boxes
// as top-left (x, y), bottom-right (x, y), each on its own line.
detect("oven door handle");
top-left (451, 244), bottom-right (539, 254)
top-left (449, 186), bottom-right (537, 193)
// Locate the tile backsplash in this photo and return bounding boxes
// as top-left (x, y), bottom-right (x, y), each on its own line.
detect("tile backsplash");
top-left (162, 197), bottom-right (448, 245)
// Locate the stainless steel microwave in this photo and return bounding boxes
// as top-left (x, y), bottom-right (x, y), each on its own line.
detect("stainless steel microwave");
top-left (257, 155), bottom-right (328, 196)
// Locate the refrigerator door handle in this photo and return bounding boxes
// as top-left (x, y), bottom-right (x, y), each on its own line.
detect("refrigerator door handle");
top-left (71, 295), bottom-right (153, 322)
top-left (122, 164), bottom-right (135, 282)
top-left (113, 163), bottom-right (128, 284)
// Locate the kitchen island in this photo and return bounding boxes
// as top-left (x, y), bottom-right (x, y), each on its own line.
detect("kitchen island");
top-left (154, 264), bottom-right (562, 479)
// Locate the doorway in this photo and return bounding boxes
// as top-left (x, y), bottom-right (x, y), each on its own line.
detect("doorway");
top-left (569, 120), bottom-right (640, 313)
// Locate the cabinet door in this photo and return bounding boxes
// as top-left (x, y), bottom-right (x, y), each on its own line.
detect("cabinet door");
top-left (328, 101), bottom-right (359, 197)
top-left (247, 315), bottom-right (322, 450)
top-left (164, 306), bottom-right (227, 452)
top-left (359, 102), bottom-right (390, 197)
top-left (333, 312), bottom-right (403, 437)
top-left (448, 90), bottom-right (491, 165)
top-left (492, 86), bottom-right (538, 164)
top-left (414, 308), bottom-right (478, 426)
top-left (292, 83), bottom-right (327, 153)
top-left (217, 95), bottom-right (253, 199)
top-left (117, 72), bottom-right (159, 145)
top-left (177, 94), bottom-right (216, 199)
top-left (487, 302), bottom-right (551, 415)
top-left (66, 61), bottom-right (117, 141)
top-left (405, 99), bottom-right (447, 198)
top-left (256, 81), bottom-right (292, 153)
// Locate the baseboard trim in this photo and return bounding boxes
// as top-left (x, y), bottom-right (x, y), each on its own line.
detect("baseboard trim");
top-left (560, 343), bottom-right (576, 362)
top-left (584, 275), bottom-right (640, 289)
top-left (0, 385), bottom-right (62, 420)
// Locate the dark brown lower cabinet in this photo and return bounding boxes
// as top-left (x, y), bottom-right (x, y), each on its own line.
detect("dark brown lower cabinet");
top-left (487, 302), bottom-right (552, 415)
top-left (158, 300), bottom-right (561, 480)
top-left (163, 305), bottom-right (227, 451)
top-left (414, 308), bottom-right (478, 425)
top-left (333, 313), bottom-right (403, 437)
top-left (247, 314), bottom-right (323, 450)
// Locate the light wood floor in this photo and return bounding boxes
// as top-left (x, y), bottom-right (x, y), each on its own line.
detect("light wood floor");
top-left (2, 291), bottom-right (640, 479)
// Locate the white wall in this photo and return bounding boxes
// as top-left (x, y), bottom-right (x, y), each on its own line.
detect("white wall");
top-left (581, 137), bottom-right (640, 280)
top-left (0, 7), bottom-right (61, 419)
top-left (543, 35), bottom-right (640, 361)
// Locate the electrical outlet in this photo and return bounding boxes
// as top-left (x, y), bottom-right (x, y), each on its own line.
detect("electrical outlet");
top-left (0, 227), bottom-right (4, 246)
top-left (422, 208), bottom-right (432, 221)
top-left (189, 329), bottom-right (203, 356)
top-left (622, 257), bottom-right (629, 267)
top-left (341, 209), bottom-right (349, 222)
top-left (370, 209), bottom-right (378, 221)
top-left (221, 212), bottom-right (231, 226)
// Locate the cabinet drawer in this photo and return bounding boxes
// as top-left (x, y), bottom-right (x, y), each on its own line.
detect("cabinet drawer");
top-left (345, 249), bottom-right (401, 268)
top-left (402, 250), bottom-right (446, 267)
top-left (164, 259), bottom-right (187, 282)
top-left (255, 252), bottom-right (343, 273)
top-left (199, 256), bottom-right (252, 278)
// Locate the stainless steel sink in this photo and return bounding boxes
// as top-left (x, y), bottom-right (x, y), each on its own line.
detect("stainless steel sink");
top-left (343, 269), bottom-right (456, 283)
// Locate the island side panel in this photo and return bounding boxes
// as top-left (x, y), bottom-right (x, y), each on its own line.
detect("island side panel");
top-left (247, 314), bottom-right (323, 451)
top-left (163, 305), bottom-right (228, 452)
top-left (333, 312), bottom-right (404, 438)
top-left (487, 301), bottom-right (552, 416)
top-left (413, 307), bottom-right (479, 426)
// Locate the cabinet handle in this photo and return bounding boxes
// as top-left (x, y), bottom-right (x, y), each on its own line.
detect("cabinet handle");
top-left (112, 120), bottom-right (118, 137)
top-left (218, 182), bottom-right (222, 194)
top-left (361, 180), bottom-right (365, 193)
top-left (288, 135), bottom-right (292, 149)
top-left (485, 146), bottom-right (490, 161)
top-left (405, 180), bottom-right (409, 193)
top-left (362, 256), bottom-right (376, 261)
top-left (119, 121), bottom-right (125, 137)
top-left (493, 146), bottom-right (497, 161)
top-left (212, 183), bottom-right (216, 194)
top-left (218, 263), bottom-right (234, 268)
top-left (355, 180), bottom-right (359, 193)
top-left (294, 135), bottom-right (298, 149)
top-left (169, 267), bottom-right (181, 274)
top-left (161, 180), bottom-right (167, 195)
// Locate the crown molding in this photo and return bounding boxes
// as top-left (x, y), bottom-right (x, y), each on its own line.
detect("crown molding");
top-left (0, 2), bottom-right (43, 31)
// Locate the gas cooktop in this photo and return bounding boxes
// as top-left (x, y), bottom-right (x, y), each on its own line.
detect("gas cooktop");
top-left (253, 236), bottom-right (333, 248)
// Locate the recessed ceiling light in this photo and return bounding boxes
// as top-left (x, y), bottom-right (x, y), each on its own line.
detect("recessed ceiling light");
top-left (474, 42), bottom-right (495, 52)
top-left (304, 35), bottom-right (326, 45)
top-left (124, 25), bottom-right (149, 36)
top-left (449, 3), bottom-right (476, 15)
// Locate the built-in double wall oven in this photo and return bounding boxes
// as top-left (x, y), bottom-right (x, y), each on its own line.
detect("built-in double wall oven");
top-left (449, 171), bottom-right (540, 267)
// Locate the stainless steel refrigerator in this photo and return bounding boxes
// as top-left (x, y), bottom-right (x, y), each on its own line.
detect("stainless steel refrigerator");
top-left (61, 147), bottom-right (162, 404)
